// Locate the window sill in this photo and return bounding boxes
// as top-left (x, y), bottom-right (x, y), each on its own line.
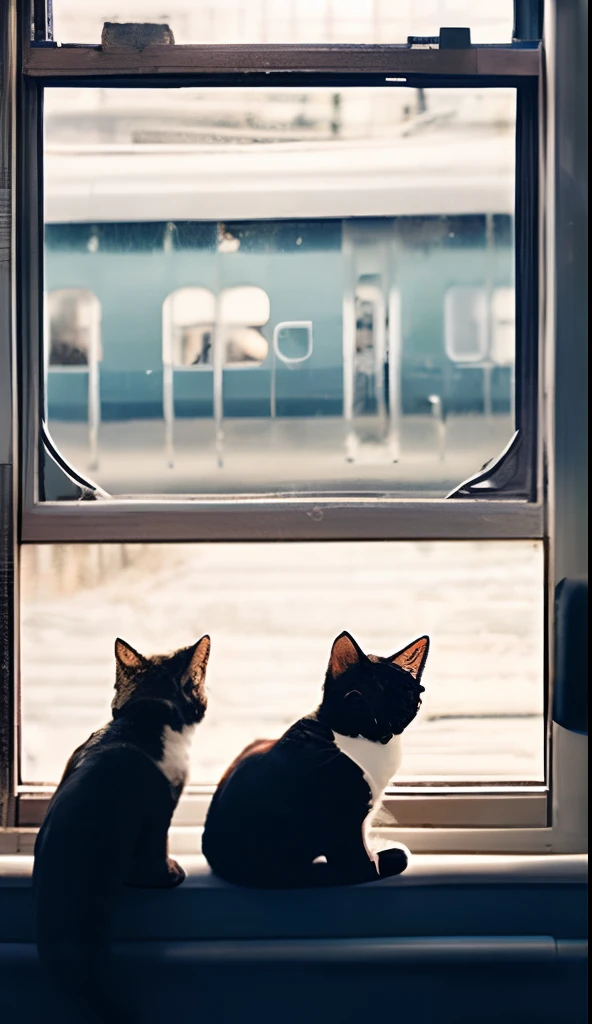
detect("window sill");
top-left (0, 851), bottom-right (587, 944)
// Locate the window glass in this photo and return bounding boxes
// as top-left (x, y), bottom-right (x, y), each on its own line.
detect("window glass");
top-left (163, 287), bottom-right (215, 367)
top-left (44, 85), bottom-right (516, 498)
top-left (20, 540), bottom-right (544, 786)
top-left (51, 1), bottom-right (514, 46)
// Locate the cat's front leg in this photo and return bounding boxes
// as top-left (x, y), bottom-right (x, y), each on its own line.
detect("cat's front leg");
top-left (126, 856), bottom-right (186, 889)
top-left (376, 844), bottom-right (410, 878)
top-left (126, 818), bottom-right (186, 888)
top-left (325, 830), bottom-right (381, 885)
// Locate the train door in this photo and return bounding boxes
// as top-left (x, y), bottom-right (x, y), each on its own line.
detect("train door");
top-left (45, 288), bottom-right (102, 469)
top-left (342, 221), bottom-right (401, 463)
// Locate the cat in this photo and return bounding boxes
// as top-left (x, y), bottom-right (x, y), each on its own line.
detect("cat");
top-left (33, 634), bottom-right (210, 1023)
top-left (202, 630), bottom-right (428, 889)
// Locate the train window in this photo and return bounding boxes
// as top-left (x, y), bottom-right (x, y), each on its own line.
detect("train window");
top-left (491, 287), bottom-right (516, 367)
top-left (46, 289), bottom-right (102, 469)
top-left (444, 288), bottom-right (489, 364)
top-left (219, 286), bottom-right (270, 366)
top-left (444, 286), bottom-right (516, 368)
top-left (20, 540), bottom-right (545, 799)
top-left (163, 287), bottom-right (216, 367)
top-left (47, 288), bottom-right (101, 367)
top-left (39, 85), bottom-right (523, 500)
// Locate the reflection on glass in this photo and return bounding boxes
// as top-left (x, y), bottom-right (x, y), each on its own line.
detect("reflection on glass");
top-left (20, 541), bottom-right (544, 785)
top-left (44, 86), bottom-right (516, 497)
top-left (52, 0), bottom-right (513, 46)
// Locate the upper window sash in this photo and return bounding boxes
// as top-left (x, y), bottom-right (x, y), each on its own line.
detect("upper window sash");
top-left (17, 39), bottom-right (542, 543)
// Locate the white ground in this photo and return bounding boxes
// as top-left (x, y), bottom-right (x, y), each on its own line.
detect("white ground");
top-left (20, 539), bottom-right (545, 786)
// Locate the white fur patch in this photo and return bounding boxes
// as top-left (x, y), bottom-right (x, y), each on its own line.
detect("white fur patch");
top-left (332, 732), bottom-right (403, 806)
top-left (156, 724), bottom-right (196, 788)
top-left (332, 732), bottom-right (403, 868)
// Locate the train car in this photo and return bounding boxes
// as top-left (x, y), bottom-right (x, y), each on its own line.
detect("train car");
top-left (43, 122), bottom-right (516, 477)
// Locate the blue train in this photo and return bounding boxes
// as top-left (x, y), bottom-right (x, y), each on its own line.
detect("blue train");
top-left (45, 214), bottom-right (515, 428)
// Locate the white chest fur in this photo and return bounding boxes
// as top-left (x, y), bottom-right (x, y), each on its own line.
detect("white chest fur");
top-left (332, 732), bottom-right (403, 806)
top-left (156, 724), bottom-right (196, 788)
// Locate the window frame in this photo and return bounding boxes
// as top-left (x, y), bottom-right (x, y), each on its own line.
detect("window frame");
top-left (2, 2), bottom-right (585, 854)
top-left (22, 68), bottom-right (541, 529)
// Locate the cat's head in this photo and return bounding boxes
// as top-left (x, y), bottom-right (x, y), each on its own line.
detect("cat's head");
top-left (320, 631), bottom-right (429, 743)
top-left (111, 635), bottom-right (210, 725)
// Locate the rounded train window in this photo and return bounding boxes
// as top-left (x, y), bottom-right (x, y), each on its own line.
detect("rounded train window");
top-left (491, 287), bottom-right (515, 367)
top-left (163, 287), bottom-right (216, 367)
top-left (444, 287), bottom-right (488, 364)
top-left (219, 286), bottom-right (270, 366)
top-left (48, 289), bottom-right (101, 367)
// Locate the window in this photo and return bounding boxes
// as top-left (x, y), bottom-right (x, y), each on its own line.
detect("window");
top-left (163, 287), bottom-right (216, 368)
top-left (47, 287), bottom-right (101, 367)
top-left (6, 4), bottom-right (583, 856)
top-left (445, 287), bottom-right (488, 363)
top-left (445, 285), bottom-right (516, 369)
top-left (40, 85), bottom-right (522, 499)
top-left (19, 540), bottom-right (546, 832)
top-left (46, 288), bottom-right (102, 469)
top-left (491, 286), bottom-right (515, 367)
top-left (219, 286), bottom-right (270, 366)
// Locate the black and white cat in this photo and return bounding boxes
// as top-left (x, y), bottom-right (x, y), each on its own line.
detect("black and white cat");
top-left (33, 634), bottom-right (210, 1023)
top-left (202, 631), bottom-right (429, 888)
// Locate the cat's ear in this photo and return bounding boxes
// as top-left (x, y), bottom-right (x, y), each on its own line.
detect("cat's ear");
top-left (114, 638), bottom-right (144, 672)
top-left (328, 631), bottom-right (363, 680)
top-left (181, 635), bottom-right (211, 695)
top-left (390, 636), bottom-right (430, 682)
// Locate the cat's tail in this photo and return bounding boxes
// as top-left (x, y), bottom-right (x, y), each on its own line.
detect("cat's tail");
top-left (33, 748), bottom-right (153, 1022)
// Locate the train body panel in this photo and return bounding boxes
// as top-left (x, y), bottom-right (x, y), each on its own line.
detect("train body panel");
top-left (45, 217), bottom-right (514, 423)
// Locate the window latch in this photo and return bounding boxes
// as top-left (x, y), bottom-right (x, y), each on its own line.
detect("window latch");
top-left (407, 28), bottom-right (472, 50)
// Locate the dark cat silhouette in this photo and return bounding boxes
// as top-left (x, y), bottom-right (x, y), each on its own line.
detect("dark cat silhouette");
top-left (202, 631), bottom-right (428, 888)
top-left (33, 635), bottom-right (210, 1023)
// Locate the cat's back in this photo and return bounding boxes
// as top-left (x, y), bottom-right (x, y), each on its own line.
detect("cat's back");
top-left (204, 715), bottom-right (362, 838)
top-left (35, 738), bottom-right (170, 861)
top-left (214, 717), bottom-right (341, 799)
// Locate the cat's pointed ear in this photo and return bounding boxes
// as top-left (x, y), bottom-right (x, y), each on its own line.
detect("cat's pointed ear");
top-left (181, 635), bottom-right (211, 693)
top-left (328, 631), bottom-right (363, 680)
top-left (391, 636), bottom-right (430, 682)
top-left (114, 638), bottom-right (144, 672)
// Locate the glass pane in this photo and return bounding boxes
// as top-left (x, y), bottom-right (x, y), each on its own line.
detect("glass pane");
top-left (44, 85), bottom-right (516, 498)
top-left (51, 1), bottom-right (514, 46)
top-left (21, 541), bottom-right (544, 785)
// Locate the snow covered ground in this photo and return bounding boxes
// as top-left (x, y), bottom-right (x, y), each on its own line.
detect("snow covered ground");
top-left (20, 539), bottom-right (545, 785)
